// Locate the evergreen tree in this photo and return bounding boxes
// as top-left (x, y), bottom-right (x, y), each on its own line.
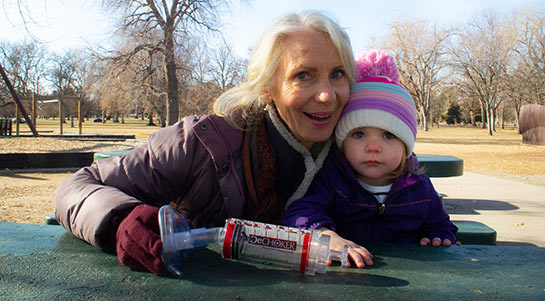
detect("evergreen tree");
top-left (446, 102), bottom-right (462, 125)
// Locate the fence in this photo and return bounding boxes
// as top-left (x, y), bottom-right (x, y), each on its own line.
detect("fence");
top-left (0, 118), bottom-right (12, 136)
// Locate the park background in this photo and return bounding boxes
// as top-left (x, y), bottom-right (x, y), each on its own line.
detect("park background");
top-left (0, 1), bottom-right (544, 245)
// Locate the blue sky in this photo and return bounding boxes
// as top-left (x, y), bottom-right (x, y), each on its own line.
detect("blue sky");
top-left (1, 0), bottom-right (544, 57)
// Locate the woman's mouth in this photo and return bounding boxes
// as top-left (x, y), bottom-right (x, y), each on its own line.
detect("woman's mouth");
top-left (304, 112), bottom-right (333, 125)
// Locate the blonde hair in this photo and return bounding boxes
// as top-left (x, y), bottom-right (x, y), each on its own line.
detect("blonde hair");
top-left (213, 10), bottom-right (355, 126)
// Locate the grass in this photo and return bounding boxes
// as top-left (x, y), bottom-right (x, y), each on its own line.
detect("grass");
top-left (14, 118), bottom-right (545, 176)
top-left (414, 126), bottom-right (545, 176)
top-left (14, 117), bottom-right (158, 140)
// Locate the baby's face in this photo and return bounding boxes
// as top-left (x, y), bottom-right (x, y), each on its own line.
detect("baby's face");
top-left (343, 126), bottom-right (405, 186)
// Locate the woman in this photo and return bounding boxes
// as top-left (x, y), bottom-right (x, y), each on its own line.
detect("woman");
top-left (54, 10), bottom-right (355, 276)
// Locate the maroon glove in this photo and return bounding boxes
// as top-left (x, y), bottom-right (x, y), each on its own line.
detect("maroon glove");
top-left (116, 204), bottom-right (168, 276)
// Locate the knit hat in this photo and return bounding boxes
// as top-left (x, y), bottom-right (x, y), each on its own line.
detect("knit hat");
top-left (335, 49), bottom-right (418, 155)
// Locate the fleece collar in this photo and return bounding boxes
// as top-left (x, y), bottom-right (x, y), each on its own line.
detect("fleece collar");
top-left (265, 104), bottom-right (332, 209)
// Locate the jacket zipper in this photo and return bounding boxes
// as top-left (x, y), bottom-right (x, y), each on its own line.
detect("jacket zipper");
top-left (378, 203), bottom-right (386, 215)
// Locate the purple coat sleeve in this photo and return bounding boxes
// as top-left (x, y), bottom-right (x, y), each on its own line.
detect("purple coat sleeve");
top-left (54, 119), bottom-right (198, 252)
top-left (418, 177), bottom-right (458, 242)
top-left (282, 161), bottom-right (337, 231)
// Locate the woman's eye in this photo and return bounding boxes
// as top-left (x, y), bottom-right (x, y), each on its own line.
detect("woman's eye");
top-left (332, 69), bottom-right (345, 79)
top-left (295, 72), bottom-right (309, 80)
top-left (384, 132), bottom-right (396, 139)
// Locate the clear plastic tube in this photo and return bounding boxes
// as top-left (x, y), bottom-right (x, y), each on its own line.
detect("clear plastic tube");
top-left (158, 205), bottom-right (347, 277)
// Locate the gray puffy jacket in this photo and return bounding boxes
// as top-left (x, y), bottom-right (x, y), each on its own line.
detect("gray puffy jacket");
top-left (54, 114), bottom-right (246, 252)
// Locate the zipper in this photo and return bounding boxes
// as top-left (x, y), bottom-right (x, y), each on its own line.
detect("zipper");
top-left (378, 203), bottom-right (386, 215)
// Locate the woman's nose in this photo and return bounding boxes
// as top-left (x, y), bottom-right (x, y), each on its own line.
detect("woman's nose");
top-left (316, 80), bottom-right (335, 103)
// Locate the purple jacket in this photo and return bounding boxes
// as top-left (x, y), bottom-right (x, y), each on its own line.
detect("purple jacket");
top-left (283, 146), bottom-right (458, 244)
top-left (55, 114), bottom-right (246, 252)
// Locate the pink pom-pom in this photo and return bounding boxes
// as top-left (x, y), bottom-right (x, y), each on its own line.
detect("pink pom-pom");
top-left (355, 49), bottom-right (399, 82)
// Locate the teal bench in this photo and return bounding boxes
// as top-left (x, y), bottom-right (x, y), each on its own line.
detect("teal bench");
top-left (452, 220), bottom-right (496, 245)
top-left (93, 148), bottom-right (134, 160)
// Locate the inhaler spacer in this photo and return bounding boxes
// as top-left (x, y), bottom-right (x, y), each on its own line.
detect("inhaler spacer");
top-left (158, 205), bottom-right (348, 277)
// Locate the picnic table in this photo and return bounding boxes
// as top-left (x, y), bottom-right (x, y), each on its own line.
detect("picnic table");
top-left (1, 222), bottom-right (542, 299)
top-left (416, 154), bottom-right (463, 178)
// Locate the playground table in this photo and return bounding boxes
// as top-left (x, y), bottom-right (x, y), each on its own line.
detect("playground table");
top-left (1, 222), bottom-right (542, 299)
top-left (416, 154), bottom-right (463, 178)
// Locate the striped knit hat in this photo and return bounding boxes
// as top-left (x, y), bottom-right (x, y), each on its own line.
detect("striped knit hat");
top-left (335, 49), bottom-right (418, 155)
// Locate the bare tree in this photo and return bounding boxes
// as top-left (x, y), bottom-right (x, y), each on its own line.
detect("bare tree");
top-left (209, 38), bottom-right (246, 92)
top-left (383, 19), bottom-right (454, 131)
top-left (0, 40), bottom-right (47, 97)
top-left (93, 25), bottom-right (169, 125)
top-left (106, 0), bottom-right (231, 126)
top-left (504, 62), bottom-right (533, 129)
top-left (451, 11), bottom-right (516, 135)
top-left (0, 40), bottom-right (48, 118)
top-left (514, 8), bottom-right (545, 106)
top-left (48, 51), bottom-right (79, 96)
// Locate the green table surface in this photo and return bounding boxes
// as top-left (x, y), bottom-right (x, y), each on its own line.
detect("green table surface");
top-left (417, 154), bottom-right (464, 177)
top-left (1, 222), bottom-right (543, 300)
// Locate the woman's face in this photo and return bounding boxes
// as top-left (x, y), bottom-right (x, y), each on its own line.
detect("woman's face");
top-left (265, 29), bottom-right (350, 149)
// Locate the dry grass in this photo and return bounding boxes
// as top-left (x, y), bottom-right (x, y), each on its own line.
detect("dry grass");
top-left (11, 117), bottom-right (158, 140)
top-left (414, 125), bottom-right (545, 185)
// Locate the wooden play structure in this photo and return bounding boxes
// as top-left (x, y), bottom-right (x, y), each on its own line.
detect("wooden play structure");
top-left (1, 63), bottom-right (83, 136)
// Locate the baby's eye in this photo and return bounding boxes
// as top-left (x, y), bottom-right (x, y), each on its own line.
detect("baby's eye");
top-left (352, 130), bottom-right (365, 139)
top-left (384, 131), bottom-right (396, 139)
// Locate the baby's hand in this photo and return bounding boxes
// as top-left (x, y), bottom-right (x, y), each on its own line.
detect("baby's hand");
top-left (420, 237), bottom-right (462, 247)
top-left (318, 227), bottom-right (373, 268)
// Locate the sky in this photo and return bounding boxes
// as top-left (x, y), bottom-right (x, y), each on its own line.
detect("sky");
top-left (1, 0), bottom-right (544, 58)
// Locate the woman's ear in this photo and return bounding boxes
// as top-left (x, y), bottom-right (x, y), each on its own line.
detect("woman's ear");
top-left (260, 92), bottom-right (273, 104)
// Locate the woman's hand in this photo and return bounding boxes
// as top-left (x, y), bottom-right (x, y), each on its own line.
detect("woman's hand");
top-left (317, 227), bottom-right (373, 268)
top-left (116, 204), bottom-right (168, 276)
top-left (420, 237), bottom-right (462, 247)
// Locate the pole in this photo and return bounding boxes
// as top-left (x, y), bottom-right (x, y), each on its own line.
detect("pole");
top-left (0, 63), bottom-right (39, 136)
top-left (15, 103), bottom-right (20, 135)
top-left (59, 98), bottom-right (63, 135)
top-left (78, 98), bottom-right (82, 135)
top-left (32, 92), bottom-right (37, 127)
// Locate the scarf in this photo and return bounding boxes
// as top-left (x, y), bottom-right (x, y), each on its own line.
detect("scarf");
top-left (242, 104), bottom-right (331, 224)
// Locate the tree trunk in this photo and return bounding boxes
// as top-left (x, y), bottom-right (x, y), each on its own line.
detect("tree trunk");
top-left (480, 101), bottom-right (487, 129)
top-left (501, 105), bottom-right (505, 129)
top-left (487, 105), bottom-right (493, 136)
top-left (492, 106), bottom-right (497, 132)
top-left (164, 29), bottom-right (179, 126)
top-left (514, 103), bottom-right (520, 131)
top-left (419, 107), bottom-right (429, 131)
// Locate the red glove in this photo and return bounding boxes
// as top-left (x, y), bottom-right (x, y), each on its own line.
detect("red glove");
top-left (116, 204), bottom-right (168, 276)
